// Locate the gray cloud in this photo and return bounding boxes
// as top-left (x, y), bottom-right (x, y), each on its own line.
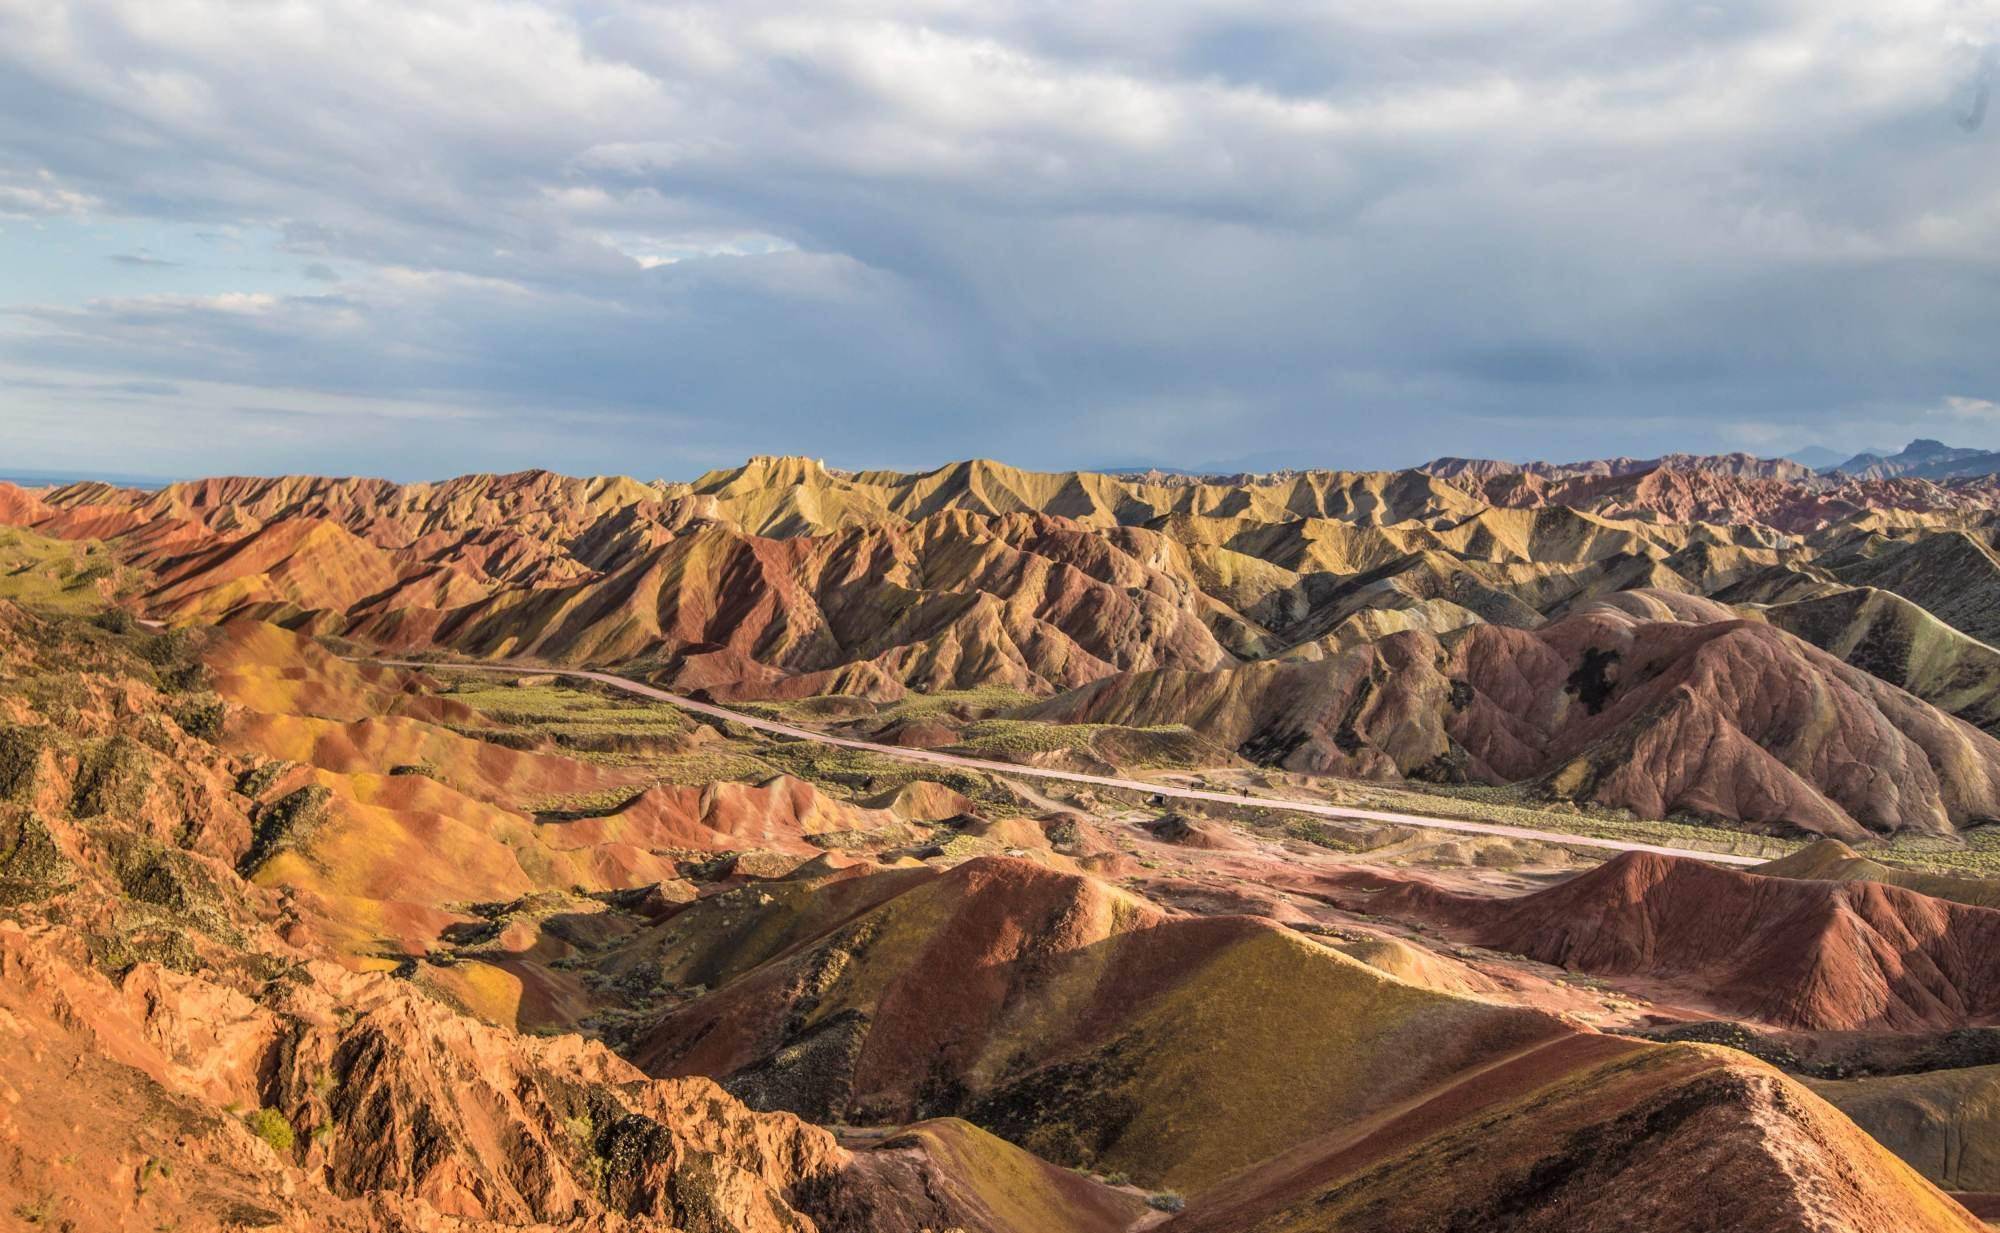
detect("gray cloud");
top-left (1962, 45), bottom-right (1997, 131)
top-left (3, 1), bottom-right (2000, 478)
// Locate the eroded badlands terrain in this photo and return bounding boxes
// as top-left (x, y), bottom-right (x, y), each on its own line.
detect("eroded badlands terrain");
top-left (11, 453), bottom-right (2000, 1230)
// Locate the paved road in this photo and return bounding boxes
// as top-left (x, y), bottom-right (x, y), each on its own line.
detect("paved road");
top-left (366, 657), bottom-right (1769, 867)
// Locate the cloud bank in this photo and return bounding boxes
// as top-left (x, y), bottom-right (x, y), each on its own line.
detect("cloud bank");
top-left (2, 0), bottom-right (1998, 479)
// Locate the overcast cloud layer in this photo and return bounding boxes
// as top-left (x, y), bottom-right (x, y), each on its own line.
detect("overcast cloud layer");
top-left (3, 0), bottom-right (1999, 480)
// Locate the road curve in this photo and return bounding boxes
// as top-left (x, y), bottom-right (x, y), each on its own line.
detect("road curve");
top-left (366, 657), bottom-right (1770, 867)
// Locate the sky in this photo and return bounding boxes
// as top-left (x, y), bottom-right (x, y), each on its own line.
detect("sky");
top-left (3, 1), bottom-right (1999, 482)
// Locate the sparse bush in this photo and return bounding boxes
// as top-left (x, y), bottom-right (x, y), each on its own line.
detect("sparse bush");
top-left (0, 725), bottom-right (50, 802)
top-left (243, 1107), bottom-right (295, 1155)
top-left (93, 607), bottom-right (136, 634)
top-left (1149, 1192), bottom-right (1185, 1213)
top-left (0, 811), bottom-right (74, 905)
top-left (389, 760), bottom-right (439, 778)
top-left (64, 560), bottom-right (114, 590)
top-left (171, 694), bottom-right (226, 740)
top-left (70, 734), bottom-right (154, 818)
top-left (240, 783), bottom-right (332, 874)
top-left (236, 760), bottom-right (293, 801)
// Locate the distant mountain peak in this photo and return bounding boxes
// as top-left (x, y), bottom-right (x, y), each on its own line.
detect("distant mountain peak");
top-left (1827, 438), bottom-right (2000, 480)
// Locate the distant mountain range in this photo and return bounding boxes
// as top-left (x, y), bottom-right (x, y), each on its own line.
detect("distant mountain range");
top-left (1418, 440), bottom-right (2000, 485)
top-left (1785, 445), bottom-right (1860, 470)
top-left (1822, 439), bottom-right (2000, 481)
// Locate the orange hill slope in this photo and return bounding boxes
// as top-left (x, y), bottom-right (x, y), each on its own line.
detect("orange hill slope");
top-left (0, 598), bottom-right (1162, 1233)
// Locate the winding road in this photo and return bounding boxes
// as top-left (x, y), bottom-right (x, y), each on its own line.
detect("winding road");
top-left (367, 657), bottom-right (1770, 867)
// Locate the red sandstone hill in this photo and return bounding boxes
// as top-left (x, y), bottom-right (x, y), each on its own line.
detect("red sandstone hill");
top-left (1030, 595), bottom-right (2000, 836)
top-left (1332, 849), bottom-right (2000, 1032)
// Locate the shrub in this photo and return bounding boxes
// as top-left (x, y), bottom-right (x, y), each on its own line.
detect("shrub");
top-left (235, 760), bottom-right (293, 801)
top-left (243, 1107), bottom-right (295, 1154)
top-left (64, 560), bottom-right (114, 589)
top-left (240, 784), bottom-right (332, 874)
top-left (70, 734), bottom-right (154, 818)
top-left (93, 607), bottom-right (136, 634)
top-left (172, 694), bottom-right (227, 740)
top-left (389, 761), bottom-right (439, 778)
top-left (0, 811), bottom-right (74, 905)
top-left (1149, 1192), bottom-right (1186, 1213)
top-left (0, 726), bottom-right (50, 802)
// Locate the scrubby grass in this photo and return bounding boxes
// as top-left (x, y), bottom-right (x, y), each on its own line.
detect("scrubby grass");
top-left (243, 1107), bottom-right (295, 1154)
top-left (758, 741), bottom-right (1014, 809)
top-left (0, 528), bottom-right (137, 613)
top-left (1325, 781), bottom-right (1802, 862)
top-left (1863, 826), bottom-right (2000, 879)
top-left (1157, 775), bottom-right (1802, 863)
top-left (444, 679), bottom-right (690, 740)
top-left (953, 718), bottom-right (1108, 757)
top-left (877, 685), bottom-right (1046, 723)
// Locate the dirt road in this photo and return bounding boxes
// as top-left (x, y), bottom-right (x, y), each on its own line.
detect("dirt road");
top-left (371, 657), bottom-right (1769, 867)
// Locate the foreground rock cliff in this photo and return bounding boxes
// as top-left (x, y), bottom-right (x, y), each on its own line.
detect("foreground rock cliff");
top-left (0, 603), bottom-right (1145, 1232)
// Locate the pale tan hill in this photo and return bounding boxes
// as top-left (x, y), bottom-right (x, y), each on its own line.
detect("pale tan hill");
top-left (1754, 839), bottom-right (2000, 909)
top-left (420, 512), bottom-right (1235, 697)
top-left (1810, 1064), bottom-right (2000, 1195)
top-left (1286, 597), bottom-right (1486, 657)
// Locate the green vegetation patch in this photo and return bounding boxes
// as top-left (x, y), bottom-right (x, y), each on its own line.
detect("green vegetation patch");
top-left (0, 725), bottom-right (52, 802)
top-left (240, 783), bottom-right (333, 874)
top-left (243, 1107), bottom-right (296, 1155)
top-left (445, 678), bottom-right (690, 742)
top-left (0, 810), bottom-right (74, 905)
top-left (236, 759), bottom-right (295, 801)
top-left (953, 718), bottom-right (1109, 757)
top-left (70, 733), bottom-right (156, 818)
top-left (0, 528), bottom-right (136, 613)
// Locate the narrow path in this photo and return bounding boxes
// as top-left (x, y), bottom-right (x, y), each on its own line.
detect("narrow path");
top-left (365, 657), bottom-right (1767, 867)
